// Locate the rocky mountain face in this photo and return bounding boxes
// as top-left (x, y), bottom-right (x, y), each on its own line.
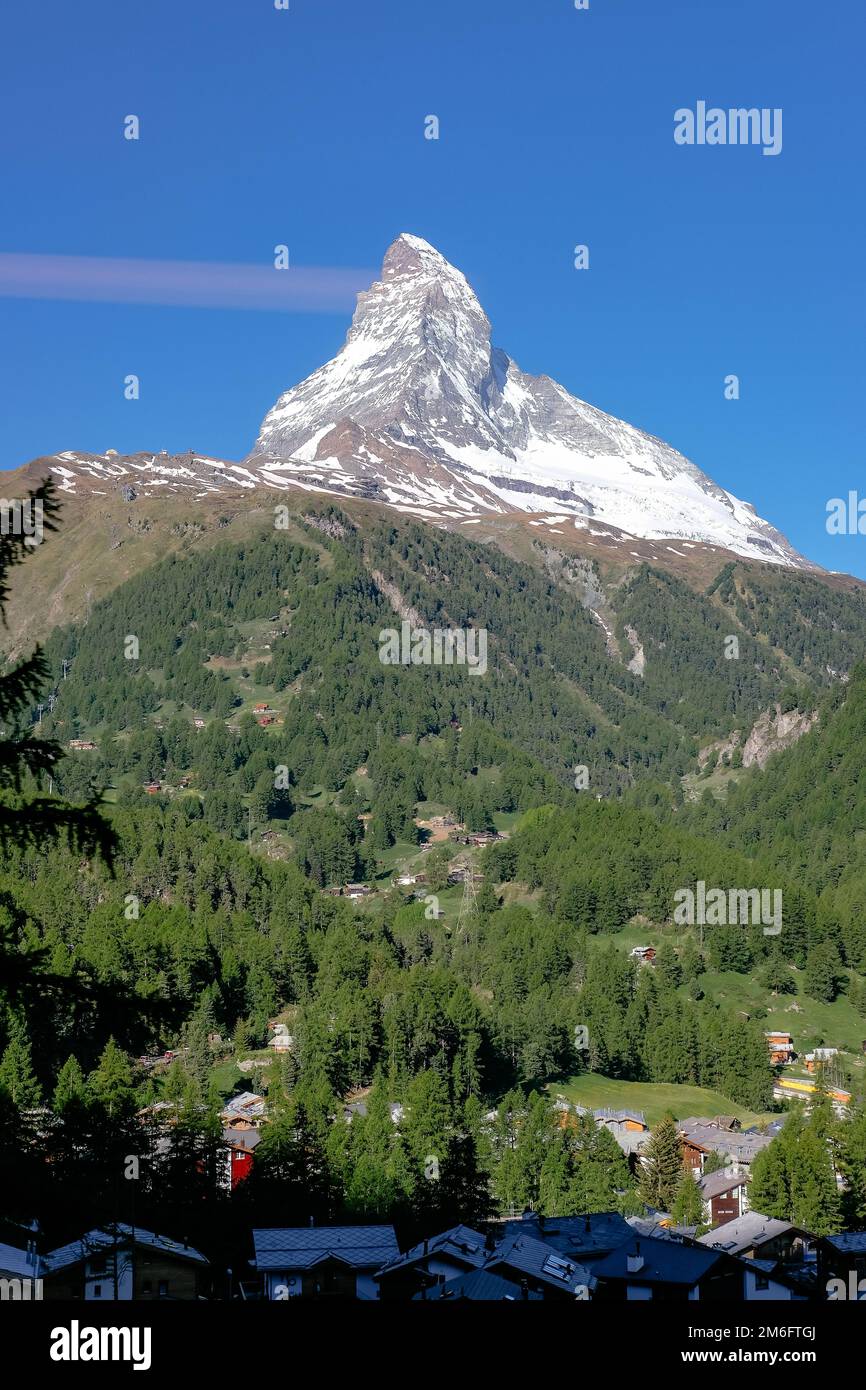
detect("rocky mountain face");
top-left (741, 704), bottom-right (821, 769)
top-left (244, 233), bottom-right (811, 567)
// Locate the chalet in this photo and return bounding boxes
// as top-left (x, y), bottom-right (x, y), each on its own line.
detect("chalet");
top-left (253, 702), bottom-right (270, 712)
top-left (594, 1108), bottom-right (649, 1134)
top-left (765, 1030), bottom-right (795, 1065)
top-left (257, 717), bottom-right (274, 727)
top-left (252, 1225), bottom-right (399, 1300)
top-left (699, 1166), bottom-right (751, 1227)
top-left (629, 946), bottom-right (656, 964)
top-left (322, 886), bottom-right (343, 897)
top-left (454, 831), bottom-right (499, 847)
top-left (42, 1225), bottom-right (209, 1302)
top-left (144, 782), bottom-right (161, 795)
top-left (698, 1213), bottom-right (813, 1265)
top-left (68, 739), bottom-right (97, 752)
top-left (267, 1024), bottom-right (294, 1053)
top-left (221, 1129), bottom-right (260, 1192)
top-left (344, 883), bottom-right (373, 899)
top-left (221, 1091), bottom-right (267, 1124)
top-left (678, 1118), bottom-right (772, 1173)
top-left (375, 1225), bottom-right (490, 1300)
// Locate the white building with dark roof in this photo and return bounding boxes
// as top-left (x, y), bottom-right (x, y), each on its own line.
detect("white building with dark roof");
top-left (253, 1225), bottom-right (399, 1300)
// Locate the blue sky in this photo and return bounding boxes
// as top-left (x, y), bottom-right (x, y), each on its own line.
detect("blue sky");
top-left (1, 0), bottom-right (864, 572)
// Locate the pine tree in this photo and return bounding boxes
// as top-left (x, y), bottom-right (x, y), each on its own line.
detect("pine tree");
top-left (638, 1114), bottom-right (683, 1211)
top-left (838, 1104), bottom-right (866, 1227)
top-left (671, 1169), bottom-right (704, 1228)
top-left (436, 1132), bottom-right (494, 1227)
top-left (53, 1055), bottom-right (87, 1113)
top-left (804, 942), bottom-right (843, 1003)
top-left (0, 480), bottom-right (115, 1013)
top-left (0, 1015), bottom-right (42, 1108)
top-left (655, 941), bottom-right (682, 990)
top-left (790, 1126), bottom-right (841, 1235)
top-left (749, 1140), bottom-right (791, 1220)
top-left (88, 1038), bottom-right (134, 1118)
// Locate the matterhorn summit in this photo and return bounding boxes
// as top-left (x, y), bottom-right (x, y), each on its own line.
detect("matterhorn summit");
top-left (243, 234), bottom-right (804, 565)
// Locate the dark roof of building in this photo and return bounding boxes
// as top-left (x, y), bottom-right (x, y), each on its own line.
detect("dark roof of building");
top-left (252, 1225), bottom-right (399, 1272)
top-left (820, 1231), bottom-right (866, 1254)
top-left (591, 1235), bottom-right (726, 1288)
top-left (414, 1270), bottom-right (543, 1301)
top-left (501, 1211), bottom-right (632, 1257)
top-left (376, 1225), bottom-right (488, 1278)
top-left (46, 1224), bottom-right (208, 1273)
top-left (487, 1233), bottom-right (594, 1294)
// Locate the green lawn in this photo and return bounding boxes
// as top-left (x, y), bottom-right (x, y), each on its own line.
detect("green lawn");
top-left (210, 1051), bottom-right (273, 1098)
top-left (604, 923), bottom-right (866, 1064)
top-left (549, 1073), bottom-right (774, 1128)
top-left (698, 968), bottom-right (866, 1057)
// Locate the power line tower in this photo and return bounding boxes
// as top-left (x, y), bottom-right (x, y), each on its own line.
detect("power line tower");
top-left (456, 865), bottom-right (478, 937)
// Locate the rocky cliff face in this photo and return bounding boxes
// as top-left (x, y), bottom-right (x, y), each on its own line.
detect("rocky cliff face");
top-left (741, 704), bottom-right (820, 768)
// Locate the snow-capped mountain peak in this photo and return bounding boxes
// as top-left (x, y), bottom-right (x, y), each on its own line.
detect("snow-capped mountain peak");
top-left (24, 236), bottom-right (809, 570)
top-left (244, 234), bottom-right (807, 566)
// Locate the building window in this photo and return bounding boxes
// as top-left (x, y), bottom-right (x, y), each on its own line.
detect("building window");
top-left (755, 1274), bottom-right (769, 1291)
top-left (93, 1284), bottom-right (102, 1298)
top-left (158, 1280), bottom-right (169, 1298)
top-left (142, 1280), bottom-right (152, 1295)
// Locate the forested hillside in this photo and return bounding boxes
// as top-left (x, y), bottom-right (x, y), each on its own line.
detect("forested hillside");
top-left (5, 492), bottom-right (866, 1252)
top-left (676, 667), bottom-right (866, 952)
top-left (31, 506), bottom-right (866, 815)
